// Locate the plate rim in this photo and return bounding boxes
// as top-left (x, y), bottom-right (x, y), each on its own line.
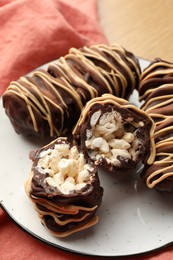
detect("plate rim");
top-left (1, 57), bottom-right (173, 257)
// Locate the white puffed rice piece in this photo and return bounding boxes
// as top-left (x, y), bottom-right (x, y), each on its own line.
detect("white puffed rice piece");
top-left (108, 139), bottom-right (131, 149)
top-left (111, 148), bottom-right (131, 159)
top-left (122, 132), bottom-right (135, 143)
top-left (92, 137), bottom-right (109, 153)
top-left (77, 169), bottom-right (89, 183)
top-left (90, 110), bottom-right (101, 127)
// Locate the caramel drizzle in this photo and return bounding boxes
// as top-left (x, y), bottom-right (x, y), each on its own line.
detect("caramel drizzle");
top-left (25, 169), bottom-right (99, 237)
top-left (139, 59), bottom-right (173, 188)
top-left (4, 44), bottom-right (140, 137)
top-left (139, 59), bottom-right (173, 101)
top-left (35, 205), bottom-right (91, 226)
top-left (41, 215), bottom-right (99, 238)
top-left (73, 94), bottom-right (156, 165)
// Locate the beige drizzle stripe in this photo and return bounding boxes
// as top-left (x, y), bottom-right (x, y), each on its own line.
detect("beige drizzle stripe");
top-left (48, 63), bottom-right (70, 82)
top-left (6, 83), bottom-right (43, 132)
top-left (155, 152), bottom-right (173, 157)
top-left (6, 89), bottom-right (38, 132)
top-left (21, 82), bottom-right (57, 136)
top-left (59, 56), bottom-right (97, 98)
top-left (139, 90), bottom-right (151, 101)
top-left (70, 47), bottom-right (115, 94)
top-left (30, 195), bottom-right (98, 213)
top-left (96, 43), bottom-right (127, 68)
top-left (9, 78), bottom-right (57, 136)
top-left (147, 164), bottom-right (173, 188)
top-left (52, 61), bottom-right (89, 101)
top-left (143, 68), bottom-right (173, 80)
top-left (140, 61), bottom-right (173, 81)
top-left (91, 46), bottom-right (127, 86)
top-left (50, 61), bottom-right (90, 107)
top-left (42, 215), bottom-right (99, 238)
top-left (139, 83), bottom-right (173, 102)
top-left (53, 62), bottom-right (86, 101)
top-left (81, 45), bottom-right (121, 71)
top-left (148, 113), bottom-right (170, 120)
top-left (154, 151), bottom-right (173, 163)
top-left (69, 51), bottom-right (112, 96)
top-left (32, 71), bottom-right (68, 108)
top-left (144, 96), bottom-right (173, 113)
top-left (124, 52), bottom-right (141, 77)
top-left (99, 45), bottom-right (133, 81)
top-left (76, 47), bottom-right (125, 94)
top-left (142, 90), bottom-right (173, 110)
top-left (71, 50), bottom-right (113, 96)
top-left (98, 67), bottom-right (122, 97)
top-left (43, 95), bottom-right (66, 135)
top-left (141, 85), bottom-right (173, 102)
top-left (60, 77), bottom-right (83, 109)
top-left (31, 71), bottom-right (68, 135)
top-left (156, 137), bottom-right (173, 147)
top-left (110, 42), bottom-right (139, 81)
top-left (81, 46), bottom-right (126, 97)
top-left (21, 77), bottom-right (54, 123)
top-left (154, 159), bottom-right (173, 164)
top-left (8, 81), bottom-right (48, 115)
top-left (35, 204), bottom-right (91, 226)
top-left (156, 140), bottom-right (173, 149)
top-left (31, 197), bottom-right (79, 214)
top-left (31, 71), bottom-right (66, 131)
top-left (155, 125), bottom-right (173, 138)
top-left (33, 70), bottom-right (83, 111)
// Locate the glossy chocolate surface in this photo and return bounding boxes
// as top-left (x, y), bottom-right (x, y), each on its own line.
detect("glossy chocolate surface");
top-left (3, 44), bottom-right (141, 138)
top-left (139, 58), bottom-right (173, 191)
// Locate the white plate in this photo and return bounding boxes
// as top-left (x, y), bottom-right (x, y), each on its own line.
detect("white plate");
top-left (1, 58), bottom-right (173, 257)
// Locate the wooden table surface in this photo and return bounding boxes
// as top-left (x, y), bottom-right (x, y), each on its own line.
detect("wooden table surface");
top-left (99, 0), bottom-right (173, 62)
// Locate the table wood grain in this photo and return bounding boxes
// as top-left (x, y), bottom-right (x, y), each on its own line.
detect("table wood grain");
top-left (99, 0), bottom-right (173, 61)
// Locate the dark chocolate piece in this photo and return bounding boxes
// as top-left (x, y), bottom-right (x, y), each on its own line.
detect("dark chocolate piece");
top-left (25, 137), bottom-right (103, 237)
top-left (138, 58), bottom-right (173, 191)
top-left (3, 44), bottom-right (141, 138)
top-left (73, 94), bottom-right (155, 173)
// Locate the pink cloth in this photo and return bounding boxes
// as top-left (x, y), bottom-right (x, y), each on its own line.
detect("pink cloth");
top-left (0, 0), bottom-right (108, 95)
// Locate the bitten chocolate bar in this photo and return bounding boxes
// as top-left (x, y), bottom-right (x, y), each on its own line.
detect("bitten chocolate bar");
top-left (25, 137), bottom-right (103, 237)
top-left (73, 94), bottom-right (155, 172)
top-left (3, 44), bottom-right (141, 138)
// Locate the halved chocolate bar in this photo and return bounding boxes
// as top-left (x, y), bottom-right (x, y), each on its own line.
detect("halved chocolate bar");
top-left (25, 137), bottom-right (103, 237)
top-left (73, 94), bottom-right (155, 172)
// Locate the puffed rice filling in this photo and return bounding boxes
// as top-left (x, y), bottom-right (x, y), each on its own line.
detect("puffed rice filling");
top-left (35, 143), bottom-right (94, 194)
top-left (85, 109), bottom-right (144, 166)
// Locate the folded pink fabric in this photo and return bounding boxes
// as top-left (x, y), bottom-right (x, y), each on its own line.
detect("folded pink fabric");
top-left (0, 0), bottom-right (108, 95)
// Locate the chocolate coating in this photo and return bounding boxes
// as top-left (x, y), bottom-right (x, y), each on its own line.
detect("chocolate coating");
top-left (3, 44), bottom-right (141, 138)
top-left (139, 58), bottom-right (173, 191)
top-left (25, 137), bottom-right (103, 237)
top-left (73, 94), bottom-right (155, 173)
